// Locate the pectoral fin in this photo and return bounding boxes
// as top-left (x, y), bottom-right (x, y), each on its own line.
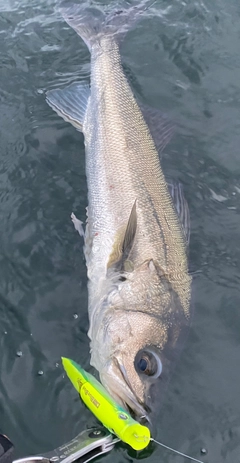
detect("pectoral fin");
top-left (71, 212), bottom-right (85, 237)
top-left (121, 199), bottom-right (137, 264)
top-left (107, 200), bottom-right (137, 272)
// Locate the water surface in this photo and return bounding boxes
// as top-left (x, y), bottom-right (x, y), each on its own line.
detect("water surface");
top-left (1, 1), bottom-right (240, 462)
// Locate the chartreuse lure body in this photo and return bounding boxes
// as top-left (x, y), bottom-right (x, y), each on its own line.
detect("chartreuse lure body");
top-left (62, 357), bottom-right (150, 451)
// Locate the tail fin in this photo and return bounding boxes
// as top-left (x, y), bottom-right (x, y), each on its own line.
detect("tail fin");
top-left (58, 1), bottom-right (152, 50)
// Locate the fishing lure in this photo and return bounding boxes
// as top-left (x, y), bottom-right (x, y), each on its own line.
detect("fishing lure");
top-left (62, 357), bottom-right (150, 451)
top-left (62, 358), bottom-right (206, 463)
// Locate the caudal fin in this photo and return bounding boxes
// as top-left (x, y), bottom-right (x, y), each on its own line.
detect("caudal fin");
top-left (59, 1), bottom-right (152, 50)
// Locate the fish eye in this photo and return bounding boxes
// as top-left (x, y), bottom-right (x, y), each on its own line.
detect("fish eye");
top-left (134, 349), bottom-right (162, 378)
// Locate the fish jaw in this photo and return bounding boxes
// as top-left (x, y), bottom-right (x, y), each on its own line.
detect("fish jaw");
top-left (100, 358), bottom-right (149, 420)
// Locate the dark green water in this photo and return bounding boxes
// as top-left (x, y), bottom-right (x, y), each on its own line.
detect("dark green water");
top-left (1, 1), bottom-right (240, 462)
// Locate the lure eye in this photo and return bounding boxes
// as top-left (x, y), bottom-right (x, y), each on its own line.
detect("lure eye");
top-left (135, 349), bottom-right (162, 378)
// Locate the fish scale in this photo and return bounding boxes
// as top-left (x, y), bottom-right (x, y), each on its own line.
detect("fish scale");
top-left (86, 38), bottom-right (188, 296)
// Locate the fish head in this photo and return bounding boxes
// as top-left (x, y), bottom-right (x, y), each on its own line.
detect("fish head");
top-left (99, 311), bottom-right (167, 421)
top-left (90, 260), bottom-right (191, 421)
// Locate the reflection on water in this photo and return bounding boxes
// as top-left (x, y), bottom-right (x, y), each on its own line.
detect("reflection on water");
top-left (0, 1), bottom-right (240, 461)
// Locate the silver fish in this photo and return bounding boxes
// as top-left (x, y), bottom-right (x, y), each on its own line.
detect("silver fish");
top-left (46, 2), bottom-right (192, 420)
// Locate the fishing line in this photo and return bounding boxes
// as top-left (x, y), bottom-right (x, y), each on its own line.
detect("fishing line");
top-left (134, 434), bottom-right (206, 463)
top-left (151, 438), bottom-right (206, 463)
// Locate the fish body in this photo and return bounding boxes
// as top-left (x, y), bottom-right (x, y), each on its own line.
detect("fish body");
top-left (46, 3), bottom-right (192, 419)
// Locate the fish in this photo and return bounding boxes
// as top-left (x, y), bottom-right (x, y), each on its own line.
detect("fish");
top-left (46, 2), bottom-right (192, 421)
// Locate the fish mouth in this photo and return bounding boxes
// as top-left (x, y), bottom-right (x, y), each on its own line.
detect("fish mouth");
top-left (110, 381), bottom-right (149, 423)
top-left (101, 358), bottom-right (150, 424)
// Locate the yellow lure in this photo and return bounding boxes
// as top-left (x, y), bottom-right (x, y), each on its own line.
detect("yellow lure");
top-left (62, 357), bottom-right (150, 451)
